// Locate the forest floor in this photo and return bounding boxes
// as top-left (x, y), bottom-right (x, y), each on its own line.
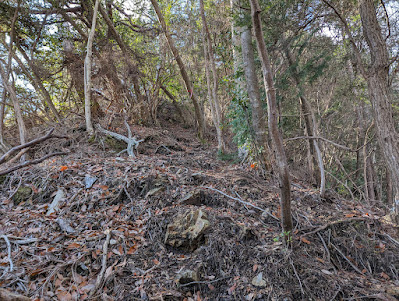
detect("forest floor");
top-left (0, 117), bottom-right (399, 301)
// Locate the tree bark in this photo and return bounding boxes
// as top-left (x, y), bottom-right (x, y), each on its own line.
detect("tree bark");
top-left (200, 0), bottom-right (225, 152)
top-left (249, 0), bottom-right (293, 240)
top-left (84, 0), bottom-right (100, 135)
top-left (359, 0), bottom-right (399, 217)
top-left (240, 28), bottom-right (272, 168)
top-left (150, 0), bottom-right (205, 139)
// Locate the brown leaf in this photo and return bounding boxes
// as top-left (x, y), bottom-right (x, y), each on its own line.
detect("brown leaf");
top-left (66, 242), bottom-right (81, 249)
top-left (56, 291), bottom-right (72, 301)
top-left (253, 264), bottom-right (258, 272)
top-left (127, 246), bottom-right (136, 255)
top-left (301, 237), bottom-right (311, 245)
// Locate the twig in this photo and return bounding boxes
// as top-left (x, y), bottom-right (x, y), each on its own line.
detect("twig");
top-left (0, 235), bottom-right (13, 272)
top-left (317, 232), bottom-right (332, 264)
top-left (285, 135), bottom-right (352, 151)
top-left (382, 233), bottom-right (399, 247)
top-left (92, 229), bottom-right (112, 294)
top-left (155, 145), bottom-right (172, 154)
top-left (325, 170), bottom-right (355, 201)
top-left (179, 276), bottom-right (228, 287)
top-left (290, 259), bottom-right (304, 295)
top-left (300, 217), bottom-right (369, 237)
top-left (201, 186), bottom-right (279, 221)
top-left (7, 237), bottom-right (38, 244)
top-left (0, 152), bottom-right (68, 176)
top-left (330, 242), bottom-right (363, 274)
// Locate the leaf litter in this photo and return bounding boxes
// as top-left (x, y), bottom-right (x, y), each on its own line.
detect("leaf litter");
top-left (0, 121), bottom-right (398, 300)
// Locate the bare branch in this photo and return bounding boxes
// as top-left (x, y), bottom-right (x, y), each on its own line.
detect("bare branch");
top-left (0, 152), bottom-right (68, 176)
top-left (0, 128), bottom-right (58, 164)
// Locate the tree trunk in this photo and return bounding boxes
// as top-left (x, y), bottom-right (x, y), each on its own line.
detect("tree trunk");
top-left (359, 0), bottom-right (399, 218)
top-left (284, 46), bottom-right (325, 196)
top-left (200, 0), bottom-right (225, 152)
top-left (240, 28), bottom-right (272, 169)
top-left (0, 89), bottom-right (9, 153)
top-left (0, 63), bottom-right (27, 145)
top-left (84, 0), bottom-right (100, 135)
top-left (249, 0), bottom-right (293, 240)
top-left (150, 0), bottom-right (205, 139)
top-left (11, 43), bottom-right (62, 123)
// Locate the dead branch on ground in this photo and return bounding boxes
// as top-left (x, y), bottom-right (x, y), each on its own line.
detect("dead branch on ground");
top-left (96, 121), bottom-right (143, 157)
top-left (0, 152), bottom-right (68, 176)
top-left (0, 128), bottom-right (68, 164)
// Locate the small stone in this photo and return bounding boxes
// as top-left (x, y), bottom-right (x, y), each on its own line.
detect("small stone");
top-left (178, 269), bottom-right (199, 285)
top-left (12, 186), bottom-right (33, 205)
top-left (85, 175), bottom-right (97, 189)
top-left (252, 272), bottom-right (267, 287)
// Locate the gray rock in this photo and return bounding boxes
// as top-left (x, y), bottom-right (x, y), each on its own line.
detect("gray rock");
top-left (164, 209), bottom-right (210, 251)
top-left (177, 269), bottom-right (199, 285)
top-left (252, 272), bottom-right (267, 287)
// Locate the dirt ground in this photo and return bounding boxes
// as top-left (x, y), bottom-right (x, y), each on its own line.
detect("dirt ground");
top-left (0, 119), bottom-right (398, 300)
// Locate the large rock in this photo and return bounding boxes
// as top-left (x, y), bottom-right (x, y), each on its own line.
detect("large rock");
top-left (164, 209), bottom-right (210, 251)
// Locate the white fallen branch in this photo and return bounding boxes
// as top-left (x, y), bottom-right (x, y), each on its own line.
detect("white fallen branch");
top-left (1, 235), bottom-right (13, 272)
top-left (96, 122), bottom-right (143, 157)
top-left (92, 229), bottom-right (111, 295)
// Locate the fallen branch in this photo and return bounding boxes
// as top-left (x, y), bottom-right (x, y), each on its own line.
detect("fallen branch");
top-left (0, 235), bottom-right (13, 272)
top-left (202, 186), bottom-right (279, 221)
top-left (0, 288), bottom-right (29, 301)
top-left (0, 152), bottom-right (68, 176)
top-left (96, 123), bottom-right (143, 157)
top-left (0, 128), bottom-right (67, 164)
top-left (300, 217), bottom-right (369, 237)
top-left (330, 242), bottom-right (363, 274)
top-left (92, 229), bottom-right (111, 294)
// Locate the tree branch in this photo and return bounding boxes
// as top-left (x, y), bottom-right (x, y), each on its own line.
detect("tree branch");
top-left (0, 152), bottom-right (68, 176)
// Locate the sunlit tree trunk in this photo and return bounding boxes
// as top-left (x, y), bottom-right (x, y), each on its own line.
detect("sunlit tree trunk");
top-left (200, 0), bottom-right (225, 152)
top-left (150, 0), bottom-right (205, 139)
top-left (249, 0), bottom-right (292, 239)
top-left (84, 0), bottom-right (100, 135)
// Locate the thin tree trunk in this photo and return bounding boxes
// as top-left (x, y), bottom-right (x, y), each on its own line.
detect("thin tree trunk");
top-left (200, 0), bottom-right (225, 152)
top-left (84, 0), bottom-right (100, 135)
top-left (150, 0), bottom-right (205, 139)
top-left (284, 46), bottom-right (325, 196)
top-left (359, 0), bottom-right (399, 218)
top-left (0, 63), bottom-right (26, 145)
top-left (202, 30), bottom-right (219, 147)
top-left (249, 0), bottom-right (293, 240)
top-left (9, 43), bottom-right (61, 122)
top-left (240, 28), bottom-right (271, 168)
top-left (0, 89), bottom-right (9, 152)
